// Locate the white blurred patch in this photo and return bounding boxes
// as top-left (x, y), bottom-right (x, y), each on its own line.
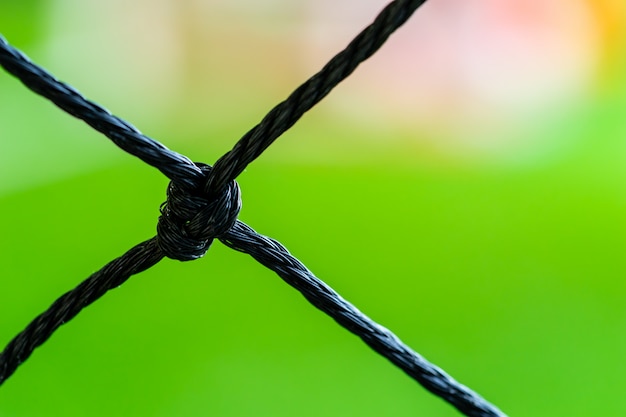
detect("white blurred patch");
top-left (301, 0), bottom-right (601, 165)
top-left (43, 0), bottom-right (185, 128)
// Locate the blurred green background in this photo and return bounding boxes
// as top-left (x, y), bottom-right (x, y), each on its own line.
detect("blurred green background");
top-left (1, 1), bottom-right (626, 416)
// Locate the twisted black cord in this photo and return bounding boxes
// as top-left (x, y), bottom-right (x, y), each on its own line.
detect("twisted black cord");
top-left (0, 160), bottom-right (242, 383)
top-left (0, 238), bottom-right (164, 385)
top-left (205, 0), bottom-right (428, 194)
top-left (0, 1), bottom-right (508, 415)
top-left (0, 36), bottom-right (203, 189)
top-left (0, 0), bottom-right (424, 193)
top-left (221, 221), bottom-right (507, 417)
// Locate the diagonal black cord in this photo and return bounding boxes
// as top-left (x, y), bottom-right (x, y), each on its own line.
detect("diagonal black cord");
top-left (0, 238), bottom-right (164, 385)
top-left (0, 0), bottom-right (424, 193)
top-left (0, 36), bottom-right (203, 189)
top-left (0, 1), bottom-right (509, 415)
top-left (205, 0), bottom-right (428, 194)
top-left (221, 221), bottom-right (507, 417)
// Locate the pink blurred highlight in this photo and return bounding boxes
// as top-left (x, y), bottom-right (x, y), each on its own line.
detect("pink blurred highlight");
top-left (301, 0), bottom-right (604, 162)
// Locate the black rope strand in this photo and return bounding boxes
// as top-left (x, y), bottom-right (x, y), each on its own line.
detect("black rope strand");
top-left (0, 0), bottom-right (425, 193)
top-left (0, 1), bottom-right (510, 415)
top-left (0, 238), bottom-right (164, 385)
top-left (221, 221), bottom-right (507, 417)
top-left (205, 0), bottom-right (427, 194)
top-left (0, 36), bottom-right (203, 189)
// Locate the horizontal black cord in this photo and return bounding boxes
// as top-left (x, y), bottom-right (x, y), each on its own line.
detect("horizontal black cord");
top-left (0, 36), bottom-right (203, 189)
top-left (0, 238), bottom-right (164, 385)
top-left (221, 221), bottom-right (507, 417)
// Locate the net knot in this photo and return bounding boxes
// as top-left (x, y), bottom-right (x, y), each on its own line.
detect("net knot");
top-left (156, 163), bottom-right (241, 261)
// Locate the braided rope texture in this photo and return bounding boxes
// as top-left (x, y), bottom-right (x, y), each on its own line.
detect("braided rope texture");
top-left (0, 1), bottom-right (507, 416)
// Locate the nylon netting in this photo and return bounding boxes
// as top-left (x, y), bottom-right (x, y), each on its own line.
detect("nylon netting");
top-left (0, 1), bottom-right (506, 416)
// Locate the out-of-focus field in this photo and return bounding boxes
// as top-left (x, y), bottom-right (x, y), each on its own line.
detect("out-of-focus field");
top-left (1, 1), bottom-right (626, 416)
